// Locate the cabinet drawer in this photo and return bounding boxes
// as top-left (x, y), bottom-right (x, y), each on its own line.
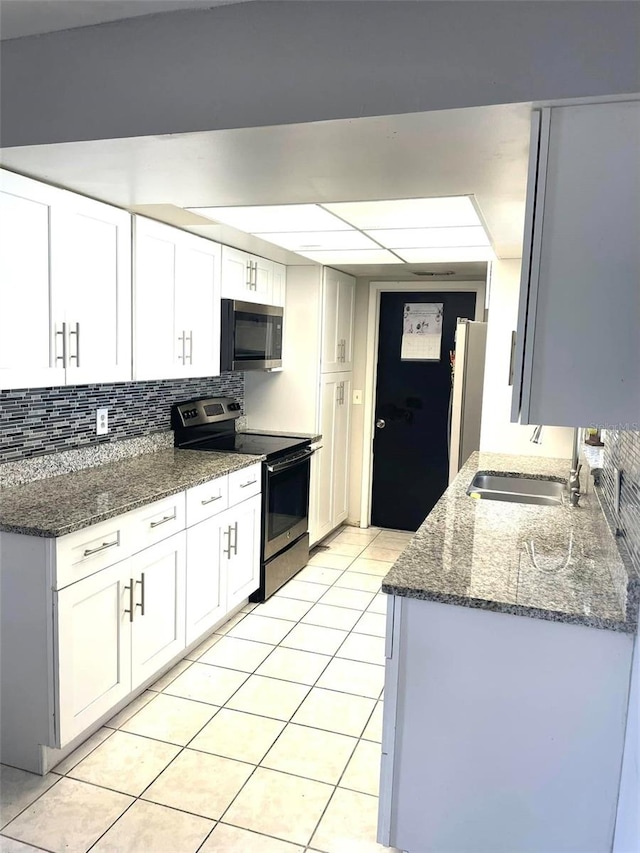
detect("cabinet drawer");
top-left (186, 476), bottom-right (229, 526)
top-left (127, 493), bottom-right (186, 555)
top-left (56, 517), bottom-right (130, 589)
top-left (228, 463), bottom-right (262, 505)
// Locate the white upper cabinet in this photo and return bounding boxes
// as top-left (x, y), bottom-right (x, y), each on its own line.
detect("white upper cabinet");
top-left (321, 268), bottom-right (355, 373)
top-left (272, 263), bottom-right (286, 307)
top-left (134, 217), bottom-right (221, 381)
top-left (511, 100), bottom-right (640, 428)
top-left (221, 245), bottom-right (276, 305)
top-left (0, 170), bottom-right (132, 390)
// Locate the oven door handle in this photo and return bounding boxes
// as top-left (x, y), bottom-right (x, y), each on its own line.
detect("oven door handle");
top-left (267, 448), bottom-right (314, 474)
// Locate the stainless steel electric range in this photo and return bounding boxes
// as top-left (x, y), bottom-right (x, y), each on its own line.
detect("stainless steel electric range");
top-left (172, 397), bottom-right (314, 601)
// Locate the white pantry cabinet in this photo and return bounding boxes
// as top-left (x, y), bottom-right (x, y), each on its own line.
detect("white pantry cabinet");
top-left (511, 99), bottom-right (640, 428)
top-left (134, 216), bottom-right (221, 380)
top-left (321, 268), bottom-right (356, 373)
top-left (243, 265), bottom-right (356, 544)
top-left (0, 169), bottom-right (132, 390)
top-left (313, 373), bottom-right (352, 542)
top-left (221, 245), bottom-right (285, 305)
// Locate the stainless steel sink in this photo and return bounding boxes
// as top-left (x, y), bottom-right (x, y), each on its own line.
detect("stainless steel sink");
top-left (466, 473), bottom-right (565, 506)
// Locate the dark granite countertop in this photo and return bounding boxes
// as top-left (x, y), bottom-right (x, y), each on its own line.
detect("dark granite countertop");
top-left (0, 450), bottom-right (263, 538)
top-left (382, 451), bottom-right (638, 633)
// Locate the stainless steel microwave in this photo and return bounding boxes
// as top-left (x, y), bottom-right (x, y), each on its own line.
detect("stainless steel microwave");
top-left (220, 299), bottom-right (283, 371)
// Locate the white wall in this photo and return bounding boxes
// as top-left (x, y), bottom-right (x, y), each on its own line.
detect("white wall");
top-left (2, 1), bottom-right (639, 147)
top-left (480, 259), bottom-right (574, 459)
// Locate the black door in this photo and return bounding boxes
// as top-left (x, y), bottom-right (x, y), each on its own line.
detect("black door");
top-left (371, 291), bottom-right (477, 531)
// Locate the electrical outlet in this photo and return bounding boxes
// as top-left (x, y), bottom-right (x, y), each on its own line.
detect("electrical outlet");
top-left (96, 408), bottom-right (109, 436)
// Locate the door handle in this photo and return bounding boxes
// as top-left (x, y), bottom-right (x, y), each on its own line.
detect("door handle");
top-left (376, 419), bottom-right (386, 429)
top-left (55, 322), bottom-right (67, 366)
top-left (136, 572), bottom-right (145, 616)
top-left (124, 578), bottom-right (135, 622)
top-left (68, 322), bottom-right (80, 366)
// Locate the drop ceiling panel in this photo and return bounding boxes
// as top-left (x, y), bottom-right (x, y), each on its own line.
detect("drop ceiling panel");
top-left (254, 230), bottom-right (380, 251)
top-left (322, 196), bottom-right (481, 229)
top-left (296, 249), bottom-right (400, 265)
top-left (187, 203), bottom-right (351, 232)
top-left (395, 247), bottom-right (495, 263)
top-left (365, 225), bottom-right (490, 249)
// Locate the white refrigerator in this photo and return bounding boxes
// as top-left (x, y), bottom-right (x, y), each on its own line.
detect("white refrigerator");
top-left (448, 319), bottom-right (488, 484)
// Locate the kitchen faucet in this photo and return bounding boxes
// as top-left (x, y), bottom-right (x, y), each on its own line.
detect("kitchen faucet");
top-left (569, 428), bottom-right (582, 507)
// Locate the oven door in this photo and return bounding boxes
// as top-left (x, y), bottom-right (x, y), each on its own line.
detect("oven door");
top-left (263, 449), bottom-right (312, 561)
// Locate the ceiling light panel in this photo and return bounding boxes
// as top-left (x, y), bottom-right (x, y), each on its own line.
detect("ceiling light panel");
top-left (365, 225), bottom-right (490, 249)
top-left (254, 230), bottom-right (379, 252)
top-left (323, 197), bottom-right (481, 229)
top-left (186, 204), bottom-right (351, 232)
top-left (395, 247), bottom-right (496, 263)
top-left (295, 249), bottom-right (400, 264)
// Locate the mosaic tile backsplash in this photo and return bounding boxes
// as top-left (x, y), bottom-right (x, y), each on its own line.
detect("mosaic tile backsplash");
top-left (600, 429), bottom-right (640, 578)
top-left (0, 374), bottom-right (244, 465)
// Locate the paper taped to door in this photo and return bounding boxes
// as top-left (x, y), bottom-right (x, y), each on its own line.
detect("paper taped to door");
top-left (401, 303), bottom-right (443, 361)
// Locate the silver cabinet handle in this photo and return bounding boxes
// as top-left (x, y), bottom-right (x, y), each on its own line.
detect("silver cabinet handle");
top-left (232, 521), bottom-right (238, 556)
top-left (201, 495), bottom-right (222, 505)
top-left (508, 330), bottom-right (517, 386)
top-left (187, 331), bottom-right (193, 364)
top-left (252, 261), bottom-right (258, 289)
top-left (83, 539), bottom-right (119, 557)
top-left (68, 322), bottom-right (80, 366)
top-left (150, 511), bottom-right (177, 528)
top-left (240, 479), bottom-right (257, 488)
top-left (55, 322), bottom-right (67, 366)
top-left (178, 331), bottom-right (185, 364)
top-left (246, 261), bottom-right (253, 290)
top-left (124, 578), bottom-right (135, 622)
top-left (223, 525), bottom-right (232, 559)
top-left (136, 572), bottom-right (145, 616)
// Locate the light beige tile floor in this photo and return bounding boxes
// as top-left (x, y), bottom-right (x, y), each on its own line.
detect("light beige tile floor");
top-left (0, 525), bottom-right (405, 853)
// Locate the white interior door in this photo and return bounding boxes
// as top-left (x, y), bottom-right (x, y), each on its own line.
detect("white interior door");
top-left (0, 172), bottom-right (66, 390)
top-left (130, 532), bottom-right (186, 689)
top-left (56, 196), bottom-right (131, 385)
top-left (55, 561), bottom-right (132, 746)
top-left (186, 516), bottom-right (227, 644)
top-left (133, 218), bottom-right (180, 380)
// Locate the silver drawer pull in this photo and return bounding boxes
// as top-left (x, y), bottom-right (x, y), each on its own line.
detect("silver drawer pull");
top-left (83, 539), bottom-right (118, 558)
top-left (201, 495), bottom-right (222, 505)
top-left (240, 480), bottom-right (257, 488)
top-left (150, 512), bottom-right (177, 528)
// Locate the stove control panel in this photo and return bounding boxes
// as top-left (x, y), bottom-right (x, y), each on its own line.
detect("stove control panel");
top-left (172, 397), bottom-right (241, 429)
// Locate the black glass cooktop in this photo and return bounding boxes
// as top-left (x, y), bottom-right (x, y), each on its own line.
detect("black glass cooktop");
top-left (189, 432), bottom-right (310, 462)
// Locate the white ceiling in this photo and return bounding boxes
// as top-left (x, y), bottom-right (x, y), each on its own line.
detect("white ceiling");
top-left (0, 1), bottom-right (249, 40)
top-left (0, 101), bottom-right (531, 278)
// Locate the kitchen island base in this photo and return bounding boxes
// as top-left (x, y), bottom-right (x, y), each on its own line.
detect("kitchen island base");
top-left (379, 595), bottom-right (633, 853)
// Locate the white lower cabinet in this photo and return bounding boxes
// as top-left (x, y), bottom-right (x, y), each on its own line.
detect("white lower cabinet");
top-left (0, 471), bottom-right (262, 774)
top-left (55, 531), bottom-right (186, 745)
top-left (186, 493), bottom-right (261, 643)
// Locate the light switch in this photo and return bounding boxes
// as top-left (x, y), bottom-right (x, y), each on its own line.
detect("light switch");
top-left (353, 390), bottom-right (363, 405)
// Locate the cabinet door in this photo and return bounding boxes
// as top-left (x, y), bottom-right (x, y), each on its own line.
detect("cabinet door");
top-left (55, 194), bottom-right (132, 385)
top-left (0, 171), bottom-right (66, 390)
top-left (321, 269), bottom-right (355, 372)
top-left (253, 256), bottom-right (273, 304)
top-left (512, 101), bottom-right (640, 427)
top-left (133, 217), bottom-right (181, 380)
top-left (55, 561), bottom-right (132, 746)
top-left (185, 516), bottom-right (227, 645)
top-left (225, 494), bottom-right (261, 610)
top-left (175, 233), bottom-right (221, 378)
top-left (314, 375), bottom-right (339, 542)
top-left (130, 532), bottom-right (186, 689)
top-left (331, 373), bottom-right (352, 526)
top-left (221, 246), bottom-right (252, 300)
top-left (272, 263), bottom-right (286, 307)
